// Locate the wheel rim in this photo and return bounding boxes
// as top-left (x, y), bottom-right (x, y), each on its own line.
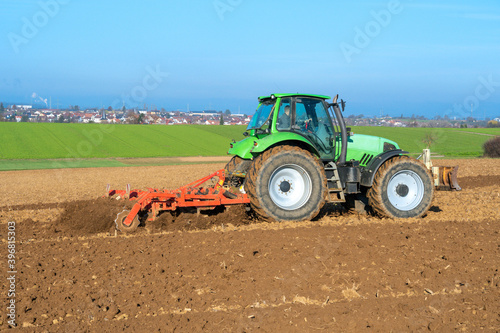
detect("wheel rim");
top-left (268, 164), bottom-right (312, 210)
top-left (387, 170), bottom-right (425, 211)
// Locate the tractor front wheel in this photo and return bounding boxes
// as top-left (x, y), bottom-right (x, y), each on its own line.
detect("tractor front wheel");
top-left (246, 146), bottom-right (327, 222)
top-left (367, 156), bottom-right (434, 218)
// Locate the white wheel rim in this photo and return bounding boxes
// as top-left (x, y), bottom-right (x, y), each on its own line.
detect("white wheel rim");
top-left (268, 164), bottom-right (312, 210)
top-left (387, 170), bottom-right (425, 211)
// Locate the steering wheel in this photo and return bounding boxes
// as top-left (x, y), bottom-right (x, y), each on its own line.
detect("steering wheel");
top-left (304, 118), bottom-right (314, 132)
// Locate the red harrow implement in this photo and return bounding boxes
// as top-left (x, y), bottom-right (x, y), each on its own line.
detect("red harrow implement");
top-left (107, 169), bottom-right (249, 232)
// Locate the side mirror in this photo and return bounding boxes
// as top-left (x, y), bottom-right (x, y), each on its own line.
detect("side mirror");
top-left (341, 99), bottom-right (346, 112)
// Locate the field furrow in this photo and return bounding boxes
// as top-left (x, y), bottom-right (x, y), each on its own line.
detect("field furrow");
top-left (1, 159), bottom-right (499, 331)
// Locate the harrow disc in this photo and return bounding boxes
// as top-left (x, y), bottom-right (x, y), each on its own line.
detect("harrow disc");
top-left (115, 210), bottom-right (140, 233)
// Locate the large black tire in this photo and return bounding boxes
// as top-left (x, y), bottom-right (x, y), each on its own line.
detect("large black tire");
top-left (367, 156), bottom-right (434, 218)
top-left (224, 155), bottom-right (244, 174)
top-left (245, 146), bottom-right (327, 222)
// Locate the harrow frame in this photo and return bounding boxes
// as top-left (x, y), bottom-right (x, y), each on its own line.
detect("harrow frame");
top-left (108, 169), bottom-right (249, 231)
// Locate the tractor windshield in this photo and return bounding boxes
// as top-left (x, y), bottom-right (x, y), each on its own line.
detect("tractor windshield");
top-left (246, 100), bottom-right (275, 131)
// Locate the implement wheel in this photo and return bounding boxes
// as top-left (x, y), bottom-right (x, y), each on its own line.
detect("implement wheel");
top-left (115, 210), bottom-right (140, 233)
top-left (367, 156), bottom-right (434, 218)
top-left (246, 146), bottom-right (327, 222)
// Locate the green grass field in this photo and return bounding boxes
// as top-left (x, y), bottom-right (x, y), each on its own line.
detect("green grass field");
top-left (0, 123), bottom-right (246, 159)
top-left (0, 122), bottom-right (498, 171)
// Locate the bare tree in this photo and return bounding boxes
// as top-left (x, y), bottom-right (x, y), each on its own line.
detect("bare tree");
top-left (422, 131), bottom-right (438, 148)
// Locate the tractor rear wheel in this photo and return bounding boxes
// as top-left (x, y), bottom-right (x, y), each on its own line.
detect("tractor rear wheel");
top-left (367, 156), bottom-right (434, 218)
top-left (245, 146), bottom-right (327, 221)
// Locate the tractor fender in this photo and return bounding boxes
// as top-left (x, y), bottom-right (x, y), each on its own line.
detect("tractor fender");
top-left (360, 149), bottom-right (409, 187)
top-left (250, 132), bottom-right (321, 157)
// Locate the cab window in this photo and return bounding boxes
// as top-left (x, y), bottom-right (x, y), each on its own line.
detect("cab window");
top-left (276, 98), bottom-right (292, 131)
top-left (293, 98), bottom-right (334, 158)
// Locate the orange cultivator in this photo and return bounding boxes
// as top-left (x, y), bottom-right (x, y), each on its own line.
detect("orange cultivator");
top-left (107, 169), bottom-right (249, 232)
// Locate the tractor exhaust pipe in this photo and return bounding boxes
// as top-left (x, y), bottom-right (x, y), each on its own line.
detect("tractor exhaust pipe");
top-left (331, 95), bottom-right (347, 166)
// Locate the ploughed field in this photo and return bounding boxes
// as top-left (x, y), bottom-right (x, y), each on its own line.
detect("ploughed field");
top-left (0, 158), bottom-right (499, 331)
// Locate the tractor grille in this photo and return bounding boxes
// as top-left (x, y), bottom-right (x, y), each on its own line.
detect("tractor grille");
top-left (360, 153), bottom-right (374, 165)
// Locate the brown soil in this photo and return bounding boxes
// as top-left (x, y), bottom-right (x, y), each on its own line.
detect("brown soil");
top-left (0, 159), bottom-right (499, 332)
top-left (459, 175), bottom-right (499, 189)
top-left (150, 205), bottom-right (253, 233)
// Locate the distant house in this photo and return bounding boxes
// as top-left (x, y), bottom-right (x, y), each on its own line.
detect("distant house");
top-left (83, 113), bottom-right (94, 123)
top-left (190, 110), bottom-right (219, 116)
top-left (11, 104), bottom-right (32, 111)
top-left (169, 116), bottom-right (188, 124)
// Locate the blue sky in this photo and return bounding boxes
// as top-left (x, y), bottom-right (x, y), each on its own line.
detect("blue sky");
top-left (1, 0), bottom-right (499, 118)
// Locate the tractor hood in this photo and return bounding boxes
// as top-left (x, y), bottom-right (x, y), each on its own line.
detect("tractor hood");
top-left (230, 133), bottom-right (400, 165)
top-left (345, 134), bottom-right (400, 166)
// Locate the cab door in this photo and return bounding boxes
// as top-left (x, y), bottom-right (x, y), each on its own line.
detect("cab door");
top-left (292, 97), bottom-right (335, 159)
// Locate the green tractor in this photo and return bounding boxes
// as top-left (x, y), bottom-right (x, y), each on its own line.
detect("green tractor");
top-left (225, 93), bottom-right (435, 221)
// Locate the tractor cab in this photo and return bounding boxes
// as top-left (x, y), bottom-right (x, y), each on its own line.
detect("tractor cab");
top-left (238, 93), bottom-right (404, 168)
top-left (241, 94), bottom-right (338, 160)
